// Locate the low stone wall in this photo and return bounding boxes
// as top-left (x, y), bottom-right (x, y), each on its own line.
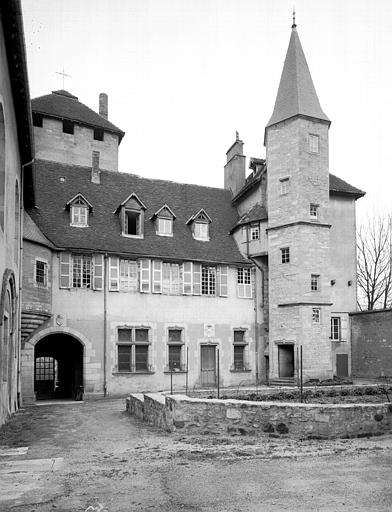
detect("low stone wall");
top-left (126, 393), bottom-right (144, 420)
top-left (127, 393), bottom-right (392, 439)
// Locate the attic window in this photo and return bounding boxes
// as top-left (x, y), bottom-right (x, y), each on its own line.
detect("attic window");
top-left (32, 113), bottom-right (43, 127)
top-left (119, 194), bottom-right (146, 238)
top-left (93, 128), bottom-right (104, 141)
top-left (152, 205), bottom-right (175, 237)
top-left (63, 120), bottom-right (74, 135)
top-left (187, 210), bottom-right (211, 241)
top-left (158, 218), bottom-right (172, 236)
top-left (67, 194), bottom-right (92, 228)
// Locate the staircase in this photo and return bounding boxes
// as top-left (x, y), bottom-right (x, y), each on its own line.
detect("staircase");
top-left (21, 310), bottom-right (51, 342)
top-left (269, 377), bottom-right (297, 387)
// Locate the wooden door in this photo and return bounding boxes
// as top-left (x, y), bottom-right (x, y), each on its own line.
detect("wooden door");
top-left (200, 345), bottom-right (216, 386)
top-left (336, 354), bottom-right (349, 377)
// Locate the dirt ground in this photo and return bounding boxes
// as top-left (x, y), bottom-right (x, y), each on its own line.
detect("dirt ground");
top-left (0, 398), bottom-right (391, 512)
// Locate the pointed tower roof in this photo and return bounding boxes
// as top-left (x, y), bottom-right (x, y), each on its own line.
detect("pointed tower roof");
top-left (266, 24), bottom-right (330, 130)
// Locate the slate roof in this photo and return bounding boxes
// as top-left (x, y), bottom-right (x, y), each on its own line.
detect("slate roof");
top-left (31, 90), bottom-right (125, 141)
top-left (28, 160), bottom-right (248, 265)
top-left (266, 27), bottom-right (330, 130)
top-left (23, 212), bottom-right (55, 249)
top-left (231, 204), bottom-right (268, 232)
top-left (329, 173), bottom-right (365, 198)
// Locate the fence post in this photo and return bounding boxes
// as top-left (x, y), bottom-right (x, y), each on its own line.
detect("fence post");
top-left (186, 347), bottom-right (189, 396)
top-left (300, 345), bottom-right (303, 403)
top-left (217, 348), bottom-right (220, 399)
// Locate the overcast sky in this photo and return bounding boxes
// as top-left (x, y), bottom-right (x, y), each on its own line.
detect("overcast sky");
top-left (21, 0), bottom-right (392, 222)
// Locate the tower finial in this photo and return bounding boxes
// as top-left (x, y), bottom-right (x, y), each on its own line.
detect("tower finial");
top-left (292, 8), bottom-right (297, 29)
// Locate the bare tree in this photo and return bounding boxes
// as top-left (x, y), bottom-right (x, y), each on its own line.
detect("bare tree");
top-left (357, 213), bottom-right (392, 310)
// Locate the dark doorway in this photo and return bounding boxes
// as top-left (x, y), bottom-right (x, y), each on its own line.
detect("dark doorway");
top-left (336, 354), bottom-right (349, 377)
top-left (278, 345), bottom-right (294, 378)
top-left (34, 334), bottom-right (83, 400)
top-left (200, 345), bottom-right (216, 386)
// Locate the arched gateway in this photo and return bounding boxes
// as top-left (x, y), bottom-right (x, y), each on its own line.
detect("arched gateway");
top-left (34, 333), bottom-right (83, 399)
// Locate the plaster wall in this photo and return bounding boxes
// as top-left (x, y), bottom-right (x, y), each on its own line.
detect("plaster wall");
top-left (0, 19), bottom-right (22, 426)
top-left (33, 118), bottom-right (119, 171)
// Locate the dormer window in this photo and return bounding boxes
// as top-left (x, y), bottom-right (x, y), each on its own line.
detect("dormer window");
top-left (66, 194), bottom-right (92, 228)
top-left (115, 193), bottom-right (146, 238)
top-left (150, 205), bottom-right (176, 237)
top-left (186, 209), bottom-right (212, 241)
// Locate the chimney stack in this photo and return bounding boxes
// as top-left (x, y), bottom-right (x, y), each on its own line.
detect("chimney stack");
top-left (99, 93), bottom-right (108, 119)
top-left (91, 151), bottom-right (101, 184)
top-left (224, 132), bottom-right (246, 197)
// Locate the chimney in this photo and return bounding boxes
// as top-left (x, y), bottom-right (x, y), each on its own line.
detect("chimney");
top-left (224, 132), bottom-right (246, 197)
top-left (99, 93), bottom-right (108, 119)
top-left (91, 151), bottom-right (101, 184)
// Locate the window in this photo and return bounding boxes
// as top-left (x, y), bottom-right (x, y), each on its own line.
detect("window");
top-left (158, 217), bottom-right (173, 236)
top-left (117, 327), bottom-right (151, 372)
top-left (71, 205), bottom-right (88, 227)
top-left (93, 128), bottom-right (104, 141)
top-left (312, 308), bottom-right (321, 323)
top-left (201, 265), bottom-right (216, 295)
top-left (194, 222), bottom-right (209, 240)
top-left (72, 254), bottom-right (92, 288)
top-left (331, 317), bottom-right (341, 341)
top-left (237, 268), bottom-right (252, 298)
top-left (280, 177), bottom-right (290, 195)
top-left (310, 204), bottom-right (319, 219)
top-left (162, 263), bottom-right (181, 295)
top-left (281, 247), bottom-right (290, 264)
top-left (32, 112), bottom-right (43, 127)
top-left (124, 210), bottom-right (142, 236)
top-left (120, 260), bottom-right (138, 292)
top-left (62, 119), bottom-right (74, 134)
top-left (167, 328), bottom-right (185, 371)
top-left (35, 260), bottom-right (48, 287)
top-left (311, 274), bottom-right (320, 291)
top-left (309, 134), bottom-right (319, 153)
top-left (250, 225), bottom-right (260, 240)
top-left (233, 330), bottom-right (248, 371)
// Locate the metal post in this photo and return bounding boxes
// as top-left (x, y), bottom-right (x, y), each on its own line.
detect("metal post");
top-left (217, 348), bottom-right (220, 399)
top-left (300, 345), bottom-right (303, 403)
top-left (185, 347), bottom-right (189, 396)
top-left (170, 363), bottom-right (173, 395)
top-left (296, 346), bottom-right (300, 388)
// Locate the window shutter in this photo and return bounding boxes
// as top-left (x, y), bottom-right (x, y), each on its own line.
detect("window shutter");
top-left (218, 266), bottom-right (228, 297)
top-left (152, 260), bottom-right (162, 293)
top-left (182, 262), bottom-right (193, 295)
top-left (341, 316), bottom-right (348, 341)
top-left (193, 263), bottom-right (201, 295)
top-left (109, 256), bottom-right (119, 291)
top-left (140, 259), bottom-right (151, 293)
top-left (59, 252), bottom-right (71, 288)
top-left (93, 254), bottom-right (104, 290)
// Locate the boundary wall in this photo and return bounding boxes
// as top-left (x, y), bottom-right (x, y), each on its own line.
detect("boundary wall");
top-left (126, 393), bottom-right (392, 439)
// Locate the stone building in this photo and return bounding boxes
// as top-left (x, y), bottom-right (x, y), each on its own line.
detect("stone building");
top-left (21, 23), bottom-right (364, 400)
top-left (0, 0), bottom-right (34, 425)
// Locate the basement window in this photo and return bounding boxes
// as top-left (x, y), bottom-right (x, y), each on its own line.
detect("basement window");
top-left (93, 128), bottom-right (104, 141)
top-left (62, 120), bottom-right (74, 134)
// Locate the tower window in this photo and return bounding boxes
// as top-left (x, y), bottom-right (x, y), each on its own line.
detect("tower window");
top-left (250, 225), bottom-right (260, 240)
top-left (331, 317), bottom-right (341, 341)
top-left (312, 308), bottom-right (321, 323)
top-left (281, 247), bottom-right (290, 264)
top-left (279, 177), bottom-right (290, 195)
top-left (63, 120), bottom-right (74, 134)
top-left (93, 128), bottom-right (104, 141)
top-left (35, 260), bottom-right (48, 287)
top-left (310, 204), bottom-right (319, 219)
top-left (311, 274), bottom-right (320, 291)
top-left (309, 134), bottom-right (319, 153)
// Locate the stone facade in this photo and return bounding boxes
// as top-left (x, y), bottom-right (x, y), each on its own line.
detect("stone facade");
top-left (127, 393), bottom-right (392, 439)
top-left (351, 309), bottom-right (392, 379)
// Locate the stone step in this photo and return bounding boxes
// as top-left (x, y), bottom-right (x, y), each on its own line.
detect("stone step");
top-left (269, 378), bottom-right (297, 387)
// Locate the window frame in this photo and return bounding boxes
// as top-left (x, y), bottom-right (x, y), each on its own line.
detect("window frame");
top-left (35, 259), bottom-right (48, 288)
top-left (237, 267), bottom-right (252, 298)
top-left (71, 254), bottom-right (92, 289)
top-left (62, 119), bottom-right (74, 135)
top-left (93, 128), bottom-right (104, 141)
top-left (123, 208), bottom-right (143, 238)
top-left (167, 328), bottom-right (185, 371)
top-left (331, 317), bottom-right (341, 341)
top-left (311, 274), bottom-right (320, 291)
top-left (281, 247), bottom-right (290, 264)
top-left (157, 217), bottom-right (173, 237)
top-left (312, 307), bottom-right (321, 324)
top-left (71, 204), bottom-right (89, 227)
top-left (201, 265), bottom-right (216, 295)
top-left (309, 133), bottom-right (320, 153)
top-left (232, 329), bottom-right (249, 371)
top-left (194, 221), bottom-right (209, 241)
top-left (310, 203), bottom-right (319, 219)
top-left (279, 176), bottom-right (290, 195)
top-left (117, 327), bottom-right (151, 373)
top-left (250, 224), bottom-right (260, 241)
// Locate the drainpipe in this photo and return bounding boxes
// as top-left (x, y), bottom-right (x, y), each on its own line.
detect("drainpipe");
top-left (245, 225), bottom-right (259, 384)
top-left (249, 255), bottom-right (266, 385)
top-left (103, 253), bottom-right (108, 396)
top-left (18, 158), bottom-right (35, 407)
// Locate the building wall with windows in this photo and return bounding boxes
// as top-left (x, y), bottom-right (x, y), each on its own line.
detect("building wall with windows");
top-left (0, 1), bottom-right (34, 426)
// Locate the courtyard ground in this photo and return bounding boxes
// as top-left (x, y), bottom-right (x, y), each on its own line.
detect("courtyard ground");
top-left (0, 397), bottom-right (391, 511)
